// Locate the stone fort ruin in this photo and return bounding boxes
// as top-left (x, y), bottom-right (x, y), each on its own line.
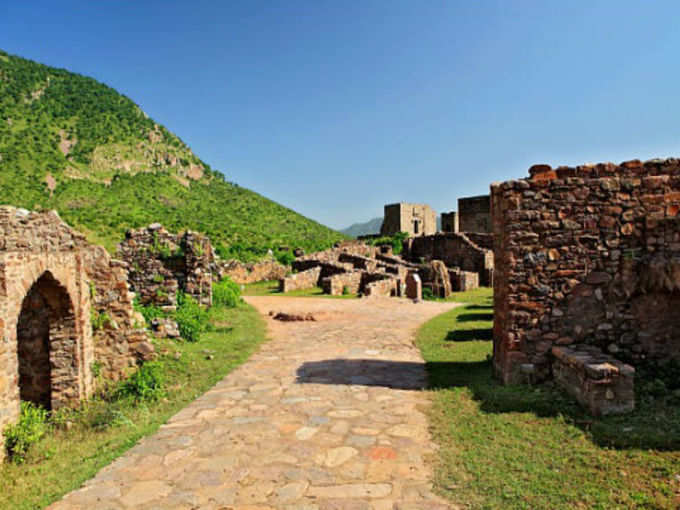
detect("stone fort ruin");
top-left (380, 202), bottom-right (437, 237)
top-left (0, 207), bottom-right (148, 459)
top-left (492, 159), bottom-right (680, 415)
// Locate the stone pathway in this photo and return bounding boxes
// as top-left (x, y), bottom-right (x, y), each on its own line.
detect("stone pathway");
top-left (50, 296), bottom-right (458, 510)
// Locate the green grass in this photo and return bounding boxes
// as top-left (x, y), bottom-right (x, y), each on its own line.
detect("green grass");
top-left (417, 288), bottom-right (680, 509)
top-left (0, 48), bottom-right (346, 256)
top-left (243, 280), bottom-right (358, 299)
top-left (0, 302), bottom-right (268, 510)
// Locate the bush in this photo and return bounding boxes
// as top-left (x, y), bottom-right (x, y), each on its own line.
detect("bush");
top-left (342, 285), bottom-right (351, 295)
top-left (115, 362), bottom-right (165, 402)
top-left (422, 287), bottom-right (434, 300)
top-left (175, 293), bottom-right (210, 342)
top-left (3, 401), bottom-right (48, 463)
top-left (133, 297), bottom-right (165, 326)
top-left (213, 277), bottom-right (242, 308)
top-left (275, 250), bottom-right (295, 266)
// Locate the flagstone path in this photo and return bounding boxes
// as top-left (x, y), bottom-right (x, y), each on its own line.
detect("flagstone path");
top-left (49, 296), bottom-right (459, 510)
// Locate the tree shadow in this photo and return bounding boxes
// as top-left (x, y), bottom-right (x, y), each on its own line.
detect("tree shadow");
top-left (455, 312), bottom-right (494, 322)
top-left (445, 328), bottom-right (493, 341)
top-left (295, 358), bottom-right (680, 451)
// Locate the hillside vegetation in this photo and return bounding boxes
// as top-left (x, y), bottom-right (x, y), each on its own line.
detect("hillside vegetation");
top-left (0, 49), bottom-right (344, 256)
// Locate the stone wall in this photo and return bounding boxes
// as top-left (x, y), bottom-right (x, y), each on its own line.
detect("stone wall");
top-left (321, 271), bottom-right (363, 296)
top-left (404, 232), bottom-right (493, 286)
top-left (118, 224), bottom-right (213, 309)
top-left (362, 274), bottom-right (399, 297)
top-left (465, 232), bottom-right (494, 251)
top-left (381, 203), bottom-right (437, 237)
top-left (280, 267), bottom-right (322, 293)
top-left (215, 257), bottom-right (287, 284)
top-left (0, 207), bottom-right (141, 459)
top-left (459, 194), bottom-right (491, 233)
top-left (492, 159), bottom-right (680, 387)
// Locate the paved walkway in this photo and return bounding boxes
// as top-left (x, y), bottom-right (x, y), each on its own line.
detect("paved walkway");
top-left (50, 296), bottom-right (458, 510)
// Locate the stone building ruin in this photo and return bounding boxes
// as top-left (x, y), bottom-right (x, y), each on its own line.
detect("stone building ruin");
top-left (380, 203), bottom-right (437, 237)
top-left (492, 158), bottom-right (680, 415)
top-left (0, 207), bottom-right (146, 459)
top-left (459, 194), bottom-right (491, 233)
top-left (441, 211), bottom-right (459, 233)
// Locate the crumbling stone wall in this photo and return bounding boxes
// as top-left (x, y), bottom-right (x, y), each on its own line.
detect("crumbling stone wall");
top-left (404, 232), bottom-right (493, 286)
top-left (214, 257), bottom-right (287, 284)
top-left (0, 207), bottom-right (141, 459)
top-left (459, 194), bottom-right (491, 233)
top-left (321, 271), bottom-right (363, 296)
top-left (118, 224), bottom-right (213, 310)
top-left (280, 267), bottom-right (321, 293)
top-left (492, 159), bottom-right (680, 387)
top-left (381, 202), bottom-right (437, 237)
top-left (362, 274), bottom-right (398, 297)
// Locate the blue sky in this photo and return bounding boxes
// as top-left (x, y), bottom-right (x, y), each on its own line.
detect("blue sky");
top-left (3, 1), bottom-right (680, 229)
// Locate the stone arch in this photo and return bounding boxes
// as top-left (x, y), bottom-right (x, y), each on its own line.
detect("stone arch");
top-left (16, 270), bottom-right (79, 410)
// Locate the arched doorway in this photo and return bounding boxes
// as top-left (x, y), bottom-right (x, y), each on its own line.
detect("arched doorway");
top-left (16, 272), bottom-right (78, 410)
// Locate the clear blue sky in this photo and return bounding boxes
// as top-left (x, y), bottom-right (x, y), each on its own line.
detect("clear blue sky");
top-left (3, 1), bottom-right (680, 229)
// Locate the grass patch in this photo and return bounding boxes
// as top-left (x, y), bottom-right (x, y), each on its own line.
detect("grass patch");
top-left (243, 280), bottom-right (358, 299)
top-left (417, 287), bottom-right (680, 509)
top-left (0, 302), bottom-right (267, 510)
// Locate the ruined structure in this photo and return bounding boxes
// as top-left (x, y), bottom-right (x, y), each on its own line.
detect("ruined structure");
top-left (458, 194), bottom-right (491, 233)
top-left (215, 257), bottom-right (287, 285)
top-left (280, 240), bottom-right (479, 298)
top-left (403, 232), bottom-right (494, 286)
top-left (0, 207), bottom-right (145, 459)
top-left (492, 159), bottom-right (680, 415)
top-left (380, 203), bottom-right (437, 237)
top-left (441, 211), bottom-right (459, 233)
top-left (118, 224), bottom-right (213, 309)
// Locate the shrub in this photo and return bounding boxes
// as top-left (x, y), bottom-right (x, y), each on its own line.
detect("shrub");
top-left (175, 292), bottom-right (210, 342)
top-left (275, 250), bottom-right (295, 266)
top-left (133, 297), bottom-right (165, 326)
top-left (213, 277), bottom-right (242, 308)
top-left (422, 287), bottom-right (434, 300)
top-left (3, 401), bottom-right (48, 463)
top-left (115, 362), bottom-right (165, 402)
top-left (342, 285), bottom-right (351, 295)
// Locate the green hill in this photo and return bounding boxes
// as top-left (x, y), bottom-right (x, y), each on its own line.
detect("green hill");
top-left (0, 49), bottom-right (345, 259)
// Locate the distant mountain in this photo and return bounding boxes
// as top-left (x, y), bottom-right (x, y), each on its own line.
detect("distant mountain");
top-left (0, 49), bottom-right (345, 258)
top-left (341, 217), bottom-right (383, 238)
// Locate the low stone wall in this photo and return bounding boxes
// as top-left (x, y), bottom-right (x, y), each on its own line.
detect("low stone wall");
top-left (215, 258), bottom-right (287, 284)
top-left (280, 267), bottom-right (321, 293)
top-left (338, 253), bottom-right (378, 272)
top-left (450, 268), bottom-right (479, 292)
top-left (321, 271), bottom-right (363, 296)
top-left (552, 345), bottom-right (635, 416)
top-left (118, 224), bottom-right (212, 310)
top-left (363, 276), bottom-right (398, 297)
